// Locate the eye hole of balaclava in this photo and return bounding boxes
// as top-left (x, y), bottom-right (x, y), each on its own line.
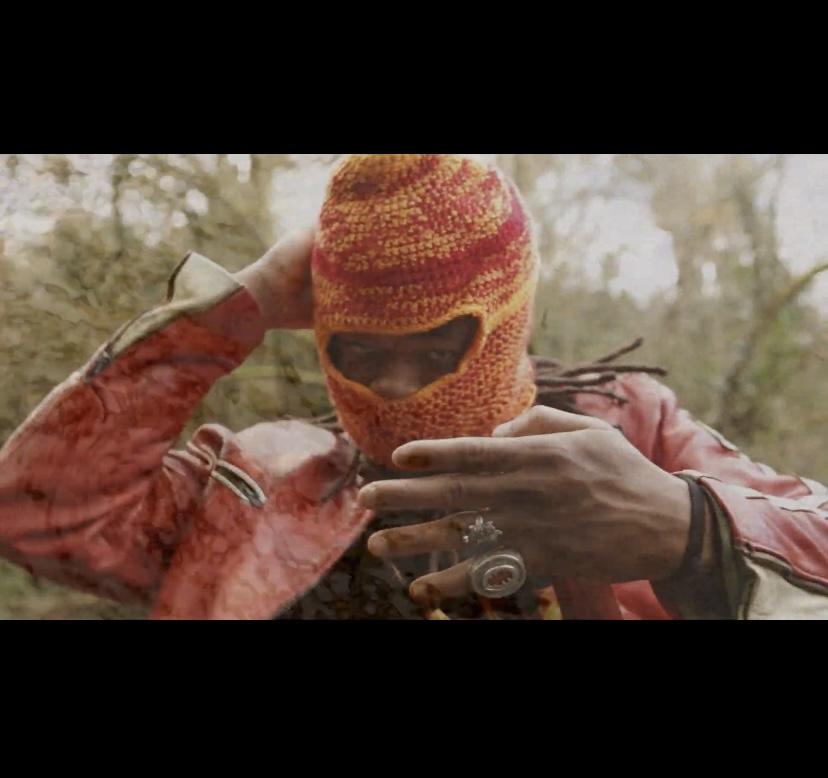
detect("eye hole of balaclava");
top-left (327, 315), bottom-right (479, 401)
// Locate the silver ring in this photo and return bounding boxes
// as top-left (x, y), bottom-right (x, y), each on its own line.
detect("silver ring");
top-left (469, 550), bottom-right (527, 599)
top-left (462, 514), bottom-right (503, 546)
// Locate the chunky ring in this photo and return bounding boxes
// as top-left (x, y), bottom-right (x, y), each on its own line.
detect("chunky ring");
top-left (462, 514), bottom-right (503, 546)
top-left (468, 550), bottom-right (527, 599)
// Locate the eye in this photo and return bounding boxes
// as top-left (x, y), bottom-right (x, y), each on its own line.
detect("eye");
top-left (427, 349), bottom-right (458, 363)
top-left (342, 342), bottom-right (373, 357)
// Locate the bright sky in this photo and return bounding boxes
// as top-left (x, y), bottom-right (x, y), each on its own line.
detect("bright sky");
top-left (574, 154), bottom-right (828, 304)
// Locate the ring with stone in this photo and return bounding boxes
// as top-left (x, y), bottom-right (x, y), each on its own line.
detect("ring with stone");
top-left (462, 514), bottom-right (503, 547)
top-left (468, 549), bottom-right (527, 599)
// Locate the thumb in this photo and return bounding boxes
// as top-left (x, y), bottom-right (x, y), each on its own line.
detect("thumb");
top-left (492, 405), bottom-right (611, 438)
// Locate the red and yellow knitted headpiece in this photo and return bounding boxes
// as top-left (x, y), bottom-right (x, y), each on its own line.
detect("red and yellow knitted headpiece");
top-left (312, 154), bottom-right (539, 468)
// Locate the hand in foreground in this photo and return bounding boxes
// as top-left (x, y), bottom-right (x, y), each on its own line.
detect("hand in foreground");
top-left (359, 406), bottom-right (696, 604)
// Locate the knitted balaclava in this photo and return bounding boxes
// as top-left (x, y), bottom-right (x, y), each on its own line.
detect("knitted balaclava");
top-left (312, 154), bottom-right (539, 469)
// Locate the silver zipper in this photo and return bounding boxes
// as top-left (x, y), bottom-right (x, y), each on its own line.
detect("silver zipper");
top-left (210, 460), bottom-right (267, 508)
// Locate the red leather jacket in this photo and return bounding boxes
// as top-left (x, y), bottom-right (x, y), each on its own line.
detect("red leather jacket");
top-left (2, 253), bottom-right (828, 619)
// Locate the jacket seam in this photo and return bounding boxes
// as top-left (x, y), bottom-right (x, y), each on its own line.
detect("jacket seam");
top-left (734, 543), bottom-right (828, 597)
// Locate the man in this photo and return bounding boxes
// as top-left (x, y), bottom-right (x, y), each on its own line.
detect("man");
top-left (1, 153), bottom-right (827, 619)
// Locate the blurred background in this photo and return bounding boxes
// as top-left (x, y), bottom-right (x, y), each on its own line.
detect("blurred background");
top-left (1, 153), bottom-right (827, 618)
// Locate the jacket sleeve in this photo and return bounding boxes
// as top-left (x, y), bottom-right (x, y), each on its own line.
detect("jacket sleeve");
top-left (0, 252), bottom-right (267, 605)
top-left (621, 374), bottom-right (828, 619)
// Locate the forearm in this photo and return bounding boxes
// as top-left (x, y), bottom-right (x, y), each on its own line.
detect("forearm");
top-left (2, 252), bottom-right (265, 481)
top-left (602, 374), bottom-right (828, 619)
top-left (0, 253), bottom-right (267, 599)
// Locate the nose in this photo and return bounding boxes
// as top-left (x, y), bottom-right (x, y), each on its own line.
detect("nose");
top-left (369, 359), bottom-right (424, 400)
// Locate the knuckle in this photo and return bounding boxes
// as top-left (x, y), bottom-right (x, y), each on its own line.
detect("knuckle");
top-left (589, 417), bottom-right (614, 431)
top-left (531, 406), bottom-right (557, 430)
top-left (445, 475), bottom-right (466, 505)
top-left (448, 513), bottom-right (472, 534)
top-left (536, 435), bottom-right (562, 461)
top-left (505, 477), bottom-right (541, 505)
top-left (464, 440), bottom-right (487, 466)
top-left (587, 428), bottom-right (616, 448)
top-left (526, 435), bottom-right (561, 465)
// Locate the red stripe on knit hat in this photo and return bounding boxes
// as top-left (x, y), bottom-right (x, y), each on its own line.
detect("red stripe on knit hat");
top-left (315, 254), bottom-right (530, 325)
top-left (313, 186), bottom-right (529, 290)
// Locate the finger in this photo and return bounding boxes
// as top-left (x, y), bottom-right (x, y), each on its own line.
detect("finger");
top-left (409, 559), bottom-right (474, 605)
top-left (358, 473), bottom-right (506, 512)
top-left (391, 436), bottom-right (552, 473)
top-left (492, 405), bottom-right (611, 438)
top-left (368, 511), bottom-right (488, 558)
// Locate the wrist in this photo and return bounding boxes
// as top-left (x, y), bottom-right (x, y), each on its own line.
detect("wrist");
top-left (646, 472), bottom-right (694, 580)
top-left (651, 477), bottom-right (729, 619)
top-left (235, 263), bottom-right (279, 329)
top-left (657, 474), bottom-right (716, 581)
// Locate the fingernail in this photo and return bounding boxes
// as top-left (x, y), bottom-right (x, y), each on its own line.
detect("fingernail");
top-left (393, 445), bottom-right (431, 469)
top-left (409, 582), bottom-right (427, 604)
top-left (402, 454), bottom-right (431, 469)
top-left (358, 485), bottom-right (377, 508)
top-left (367, 533), bottom-right (388, 557)
top-left (410, 581), bottom-right (440, 607)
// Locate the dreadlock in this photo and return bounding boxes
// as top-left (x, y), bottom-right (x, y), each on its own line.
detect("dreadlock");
top-left (531, 336), bottom-right (667, 412)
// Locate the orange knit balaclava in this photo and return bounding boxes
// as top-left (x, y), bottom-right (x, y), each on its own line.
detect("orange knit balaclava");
top-left (312, 154), bottom-right (539, 469)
